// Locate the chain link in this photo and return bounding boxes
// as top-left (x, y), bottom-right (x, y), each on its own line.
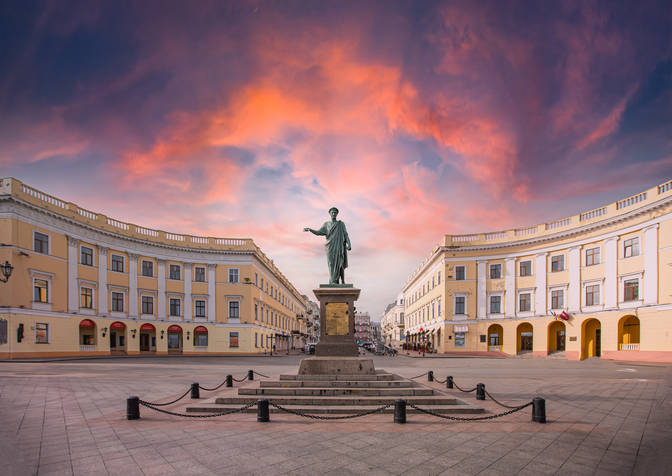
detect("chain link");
top-left (254, 371), bottom-right (270, 378)
top-left (410, 372), bottom-right (429, 380)
top-left (268, 401), bottom-right (393, 420)
top-left (138, 400), bottom-right (256, 418)
top-left (232, 376), bottom-right (248, 382)
top-left (407, 401), bottom-right (532, 421)
top-left (483, 390), bottom-right (526, 409)
top-left (198, 381), bottom-right (228, 392)
top-left (453, 382), bottom-right (477, 393)
top-left (433, 377), bottom-right (447, 384)
top-left (141, 387), bottom-right (191, 406)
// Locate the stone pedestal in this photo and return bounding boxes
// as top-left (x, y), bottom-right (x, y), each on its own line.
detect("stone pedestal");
top-left (313, 285), bottom-right (360, 357)
top-left (298, 356), bottom-right (375, 375)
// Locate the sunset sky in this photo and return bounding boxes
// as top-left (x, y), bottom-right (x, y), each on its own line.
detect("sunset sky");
top-left (1, 0), bottom-right (671, 317)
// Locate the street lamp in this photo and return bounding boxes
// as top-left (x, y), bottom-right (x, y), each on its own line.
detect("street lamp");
top-left (0, 261), bottom-right (13, 283)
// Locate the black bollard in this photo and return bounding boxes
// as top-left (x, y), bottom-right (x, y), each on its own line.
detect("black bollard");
top-left (226, 374), bottom-right (233, 387)
top-left (191, 383), bottom-right (200, 399)
top-left (127, 396), bottom-right (140, 420)
top-left (532, 397), bottom-right (546, 423)
top-left (446, 376), bottom-right (454, 389)
top-left (248, 369), bottom-right (254, 381)
top-left (427, 370), bottom-right (434, 382)
top-left (476, 383), bottom-right (485, 400)
top-left (257, 399), bottom-right (270, 422)
top-left (394, 399), bottom-right (407, 424)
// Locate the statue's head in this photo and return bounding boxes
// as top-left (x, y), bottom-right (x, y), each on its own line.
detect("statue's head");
top-left (329, 207), bottom-right (339, 218)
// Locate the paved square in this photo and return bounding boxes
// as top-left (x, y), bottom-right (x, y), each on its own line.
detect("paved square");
top-left (1, 355), bottom-right (670, 475)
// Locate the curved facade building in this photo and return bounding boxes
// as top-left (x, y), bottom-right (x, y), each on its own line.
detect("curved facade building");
top-left (0, 178), bottom-right (309, 359)
top-left (402, 180), bottom-right (672, 362)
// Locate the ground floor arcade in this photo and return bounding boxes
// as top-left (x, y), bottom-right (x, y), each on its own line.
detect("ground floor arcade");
top-left (0, 311), bottom-right (310, 359)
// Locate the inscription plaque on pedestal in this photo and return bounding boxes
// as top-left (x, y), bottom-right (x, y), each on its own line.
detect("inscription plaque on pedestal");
top-left (325, 302), bottom-right (349, 335)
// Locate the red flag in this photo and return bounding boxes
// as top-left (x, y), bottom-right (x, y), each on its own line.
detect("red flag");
top-left (559, 311), bottom-right (570, 321)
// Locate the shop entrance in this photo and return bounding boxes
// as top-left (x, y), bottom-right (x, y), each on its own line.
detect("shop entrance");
top-left (516, 322), bottom-right (533, 354)
top-left (139, 323), bottom-right (156, 353)
top-left (167, 325), bottom-right (183, 353)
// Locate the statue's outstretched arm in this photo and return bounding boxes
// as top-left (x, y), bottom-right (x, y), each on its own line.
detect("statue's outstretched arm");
top-left (304, 223), bottom-right (327, 236)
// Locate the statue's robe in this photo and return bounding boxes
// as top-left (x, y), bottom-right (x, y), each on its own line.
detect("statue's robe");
top-left (314, 220), bottom-right (349, 284)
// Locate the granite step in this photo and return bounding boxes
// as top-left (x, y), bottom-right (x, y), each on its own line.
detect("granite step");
top-left (279, 374), bottom-right (399, 381)
top-left (186, 402), bottom-right (484, 414)
top-left (213, 395), bottom-right (460, 406)
top-left (238, 387), bottom-right (435, 397)
top-left (260, 380), bottom-right (416, 388)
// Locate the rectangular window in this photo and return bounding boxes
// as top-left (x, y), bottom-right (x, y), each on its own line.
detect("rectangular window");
top-left (229, 268), bottom-right (239, 283)
top-left (586, 285), bottom-right (600, 306)
top-left (624, 238), bottom-right (639, 258)
top-left (260, 277), bottom-right (264, 289)
top-left (489, 296), bottom-right (501, 314)
top-left (455, 332), bottom-right (465, 347)
top-left (80, 287), bottom-right (93, 309)
top-left (35, 323), bottom-right (48, 343)
top-left (194, 267), bottom-right (205, 282)
top-left (196, 333), bottom-right (208, 346)
top-left (229, 301), bottom-right (240, 319)
top-left (551, 255), bottom-right (565, 272)
top-left (142, 296), bottom-right (154, 315)
top-left (195, 300), bottom-right (206, 318)
top-left (624, 279), bottom-right (639, 301)
top-left (455, 266), bottom-right (465, 280)
top-left (254, 303), bottom-right (258, 321)
top-left (81, 246), bottom-right (93, 266)
top-left (586, 247), bottom-right (600, 266)
top-left (169, 264), bottom-right (181, 280)
top-left (142, 260), bottom-right (154, 277)
top-left (34, 279), bottom-right (48, 303)
top-left (229, 332), bottom-right (239, 347)
top-left (112, 292), bottom-right (124, 312)
top-left (111, 254), bottom-right (124, 273)
top-left (519, 261), bottom-right (532, 277)
top-left (455, 296), bottom-right (465, 315)
top-left (519, 293), bottom-right (531, 312)
top-left (489, 264), bottom-right (501, 279)
top-left (34, 232), bottom-right (49, 254)
top-left (489, 333), bottom-right (500, 346)
top-left (437, 272), bottom-right (441, 284)
top-left (255, 273), bottom-right (258, 286)
top-left (255, 333), bottom-right (258, 347)
top-left (437, 299), bottom-right (441, 317)
top-left (551, 290), bottom-right (564, 309)
top-left (169, 298), bottom-right (181, 316)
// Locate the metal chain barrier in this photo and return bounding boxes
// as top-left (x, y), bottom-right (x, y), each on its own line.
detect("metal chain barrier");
top-left (410, 372), bottom-right (429, 380)
top-left (138, 400), bottom-right (256, 418)
top-left (484, 390), bottom-right (525, 409)
top-left (407, 401), bottom-right (533, 421)
top-left (269, 401), bottom-right (393, 420)
top-left (141, 387), bottom-right (192, 406)
top-left (433, 377), bottom-right (447, 384)
top-left (253, 371), bottom-right (270, 378)
top-left (453, 382), bottom-right (477, 393)
top-left (198, 380), bottom-right (228, 392)
top-left (232, 376), bottom-right (249, 382)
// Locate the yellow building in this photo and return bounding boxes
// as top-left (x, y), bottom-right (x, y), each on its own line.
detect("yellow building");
top-left (403, 180), bottom-right (672, 362)
top-left (0, 178), bottom-right (309, 359)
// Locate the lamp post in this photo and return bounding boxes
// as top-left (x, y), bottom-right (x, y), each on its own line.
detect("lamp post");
top-left (0, 261), bottom-right (13, 283)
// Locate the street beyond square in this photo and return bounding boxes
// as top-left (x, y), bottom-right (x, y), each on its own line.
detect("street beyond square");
top-left (1, 355), bottom-right (670, 476)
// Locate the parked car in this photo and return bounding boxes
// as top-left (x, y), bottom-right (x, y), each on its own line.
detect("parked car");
top-left (304, 344), bottom-right (316, 354)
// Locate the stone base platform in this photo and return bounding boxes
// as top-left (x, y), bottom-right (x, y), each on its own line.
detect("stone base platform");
top-left (298, 357), bottom-right (375, 375)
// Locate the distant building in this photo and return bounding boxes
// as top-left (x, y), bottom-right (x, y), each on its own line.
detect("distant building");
top-left (354, 311), bottom-right (371, 343)
top-left (371, 321), bottom-right (382, 344)
top-left (381, 292), bottom-right (405, 349)
top-left (302, 295), bottom-right (320, 344)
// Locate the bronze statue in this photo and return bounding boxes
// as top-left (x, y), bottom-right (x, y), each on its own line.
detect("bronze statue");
top-left (304, 207), bottom-right (351, 285)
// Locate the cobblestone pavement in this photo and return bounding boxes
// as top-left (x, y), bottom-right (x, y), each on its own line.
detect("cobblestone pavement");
top-left (1, 355), bottom-right (670, 476)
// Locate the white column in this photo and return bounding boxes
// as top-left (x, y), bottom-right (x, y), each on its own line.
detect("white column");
top-left (643, 224), bottom-right (659, 305)
top-left (67, 236), bottom-right (79, 313)
top-left (157, 259), bottom-right (166, 320)
top-left (505, 258), bottom-right (516, 317)
top-left (568, 246), bottom-right (581, 312)
top-left (208, 264), bottom-right (216, 322)
top-left (535, 253), bottom-right (547, 315)
top-left (477, 260), bottom-right (487, 319)
top-left (98, 247), bottom-right (108, 316)
top-left (184, 263), bottom-right (192, 320)
top-left (128, 253), bottom-right (138, 318)
top-left (604, 237), bottom-right (618, 309)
